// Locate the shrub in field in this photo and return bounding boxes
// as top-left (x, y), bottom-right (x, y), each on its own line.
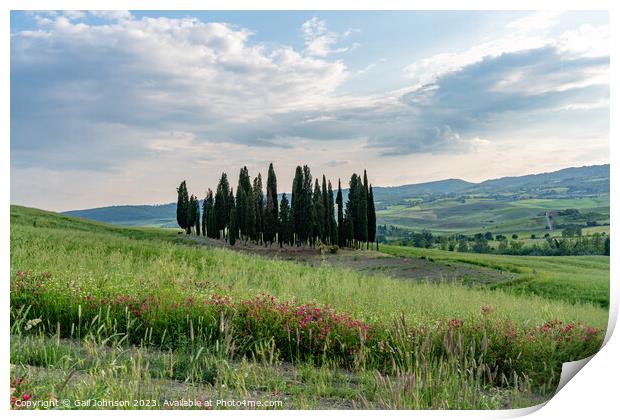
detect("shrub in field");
top-left (11, 271), bottom-right (603, 391)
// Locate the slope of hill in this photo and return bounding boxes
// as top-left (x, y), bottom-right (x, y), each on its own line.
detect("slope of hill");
top-left (64, 203), bottom-right (177, 227)
top-left (472, 164), bottom-right (610, 194)
top-left (10, 205), bottom-right (609, 408)
top-left (372, 178), bottom-right (474, 200)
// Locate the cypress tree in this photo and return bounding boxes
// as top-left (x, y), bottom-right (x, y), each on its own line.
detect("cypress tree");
top-left (229, 208), bottom-right (237, 246)
top-left (176, 181), bottom-right (190, 233)
top-left (313, 179), bottom-right (325, 244)
top-left (291, 166), bottom-right (304, 245)
top-left (187, 195), bottom-right (198, 235)
top-left (347, 174), bottom-right (359, 247)
top-left (346, 174), bottom-right (368, 248)
top-left (208, 208), bottom-right (216, 239)
top-left (336, 179), bottom-right (344, 247)
top-left (278, 193), bottom-right (291, 247)
top-left (328, 180), bottom-right (338, 246)
top-left (236, 187), bottom-right (247, 239)
top-left (264, 163), bottom-right (278, 245)
top-left (194, 197), bottom-right (201, 236)
top-left (204, 189), bottom-right (214, 238)
top-left (253, 174), bottom-right (264, 243)
top-left (363, 170), bottom-right (370, 248)
top-left (357, 175), bottom-right (368, 246)
top-left (214, 173), bottom-right (230, 238)
top-left (213, 187), bottom-right (224, 239)
top-left (343, 202), bottom-right (354, 248)
top-left (235, 172), bottom-right (245, 238)
top-left (321, 175), bottom-right (329, 243)
top-left (368, 184), bottom-right (377, 246)
top-left (239, 166), bottom-right (252, 193)
top-left (302, 165), bottom-right (314, 246)
top-left (245, 188), bottom-right (257, 242)
top-left (236, 166), bottom-right (252, 238)
top-left (201, 195), bottom-right (207, 236)
top-left (228, 188), bottom-right (235, 239)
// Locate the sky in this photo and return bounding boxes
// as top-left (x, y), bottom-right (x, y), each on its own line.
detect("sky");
top-left (10, 10), bottom-right (609, 211)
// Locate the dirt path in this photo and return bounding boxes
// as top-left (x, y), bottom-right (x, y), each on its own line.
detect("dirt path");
top-left (181, 235), bottom-right (516, 287)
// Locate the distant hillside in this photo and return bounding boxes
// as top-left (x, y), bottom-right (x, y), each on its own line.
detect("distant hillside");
top-left (372, 179), bottom-right (474, 201)
top-left (472, 164), bottom-right (610, 194)
top-left (64, 203), bottom-right (177, 227)
top-left (63, 164), bottom-right (609, 228)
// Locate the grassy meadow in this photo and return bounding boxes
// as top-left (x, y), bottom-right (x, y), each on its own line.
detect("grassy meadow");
top-left (380, 245), bottom-right (610, 309)
top-left (10, 205), bottom-right (609, 409)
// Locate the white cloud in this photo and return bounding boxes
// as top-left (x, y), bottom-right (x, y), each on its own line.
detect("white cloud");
top-left (62, 10), bottom-right (86, 20)
top-left (403, 12), bottom-right (608, 97)
top-left (403, 33), bottom-right (551, 88)
top-left (506, 11), bottom-right (564, 32)
top-left (89, 10), bottom-right (132, 21)
top-left (301, 17), bottom-right (357, 57)
top-left (12, 14), bottom-right (349, 123)
top-left (558, 24), bottom-right (610, 58)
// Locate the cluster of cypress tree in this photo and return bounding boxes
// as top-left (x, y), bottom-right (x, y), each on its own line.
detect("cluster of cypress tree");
top-left (175, 181), bottom-right (201, 235)
top-left (175, 163), bottom-right (377, 249)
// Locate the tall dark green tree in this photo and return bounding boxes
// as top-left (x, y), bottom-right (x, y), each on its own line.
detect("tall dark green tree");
top-left (229, 209), bottom-right (237, 246)
top-left (214, 173), bottom-right (230, 239)
top-left (302, 165), bottom-right (314, 246)
top-left (187, 195), bottom-right (198, 235)
top-left (253, 174), bottom-right (264, 243)
top-left (204, 189), bottom-right (214, 238)
top-left (264, 163), bottom-right (279, 245)
top-left (347, 174), bottom-right (368, 248)
top-left (363, 170), bottom-right (369, 248)
top-left (328, 180), bottom-right (338, 246)
top-left (194, 197), bottom-right (201, 236)
top-left (313, 179), bottom-right (325, 244)
top-left (201, 195), bottom-right (207, 236)
top-left (208, 210), bottom-right (216, 239)
top-left (245, 191), bottom-right (256, 242)
top-left (236, 166), bottom-right (252, 238)
top-left (357, 175), bottom-right (368, 245)
top-left (346, 174), bottom-right (358, 247)
top-left (228, 188), bottom-right (236, 239)
top-left (235, 187), bottom-right (247, 239)
top-left (176, 181), bottom-right (190, 233)
top-left (368, 184), bottom-right (377, 246)
top-left (336, 179), bottom-right (344, 247)
top-left (278, 193), bottom-right (291, 247)
top-left (321, 175), bottom-right (329, 243)
top-left (343, 202), bottom-right (354, 248)
top-left (291, 166), bottom-right (304, 245)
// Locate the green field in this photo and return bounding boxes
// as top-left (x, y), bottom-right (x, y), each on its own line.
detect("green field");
top-left (380, 245), bottom-right (610, 308)
top-left (10, 206), bottom-right (609, 409)
top-left (377, 195), bottom-right (610, 237)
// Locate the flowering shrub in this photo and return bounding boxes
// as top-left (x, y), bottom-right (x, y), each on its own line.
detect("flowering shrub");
top-left (10, 271), bottom-right (51, 307)
top-left (10, 271), bottom-right (604, 387)
top-left (478, 318), bottom-right (603, 385)
top-left (230, 293), bottom-right (372, 363)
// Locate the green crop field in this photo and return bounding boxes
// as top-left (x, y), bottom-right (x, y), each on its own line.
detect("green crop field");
top-left (377, 195), bottom-right (610, 237)
top-left (379, 245), bottom-right (610, 308)
top-left (10, 206), bottom-right (609, 409)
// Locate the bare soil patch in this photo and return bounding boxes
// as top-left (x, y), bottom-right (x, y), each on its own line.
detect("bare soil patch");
top-left (182, 235), bottom-right (516, 286)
